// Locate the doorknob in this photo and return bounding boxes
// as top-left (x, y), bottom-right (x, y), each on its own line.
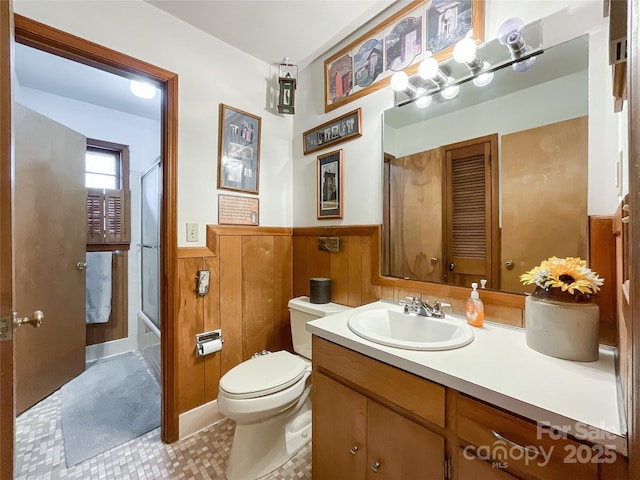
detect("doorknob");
top-left (14, 310), bottom-right (45, 328)
top-left (76, 261), bottom-right (88, 270)
top-left (504, 260), bottom-right (514, 270)
top-left (0, 310), bottom-right (44, 341)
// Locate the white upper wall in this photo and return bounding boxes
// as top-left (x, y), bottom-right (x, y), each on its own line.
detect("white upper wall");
top-left (15, 85), bottom-right (161, 172)
top-left (14, 0), bottom-right (294, 246)
top-left (292, 0), bottom-right (623, 225)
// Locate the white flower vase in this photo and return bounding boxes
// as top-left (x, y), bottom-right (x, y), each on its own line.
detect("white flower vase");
top-left (525, 295), bottom-right (600, 362)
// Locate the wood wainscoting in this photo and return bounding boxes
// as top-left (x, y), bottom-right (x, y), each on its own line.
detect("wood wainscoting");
top-left (176, 226), bottom-right (294, 415)
top-left (174, 221), bottom-right (619, 415)
top-left (294, 223), bottom-right (618, 339)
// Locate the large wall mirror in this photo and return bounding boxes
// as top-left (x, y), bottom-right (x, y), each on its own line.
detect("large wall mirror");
top-left (382, 34), bottom-right (596, 295)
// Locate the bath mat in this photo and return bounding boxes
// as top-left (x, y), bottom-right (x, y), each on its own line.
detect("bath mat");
top-left (60, 352), bottom-right (160, 467)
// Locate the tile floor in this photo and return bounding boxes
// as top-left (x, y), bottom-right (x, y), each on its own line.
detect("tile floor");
top-left (15, 353), bottom-right (312, 480)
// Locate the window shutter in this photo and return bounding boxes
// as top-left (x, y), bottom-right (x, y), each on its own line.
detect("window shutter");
top-left (86, 188), bottom-right (105, 243)
top-left (86, 188), bottom-right (130, 245)
top-left (105, 190), bottom-right (124, 243)
top-left (451, 155), bottom-right (486, 259)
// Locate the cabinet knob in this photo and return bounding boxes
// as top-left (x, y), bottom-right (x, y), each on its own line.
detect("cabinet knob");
top-left (504, 260), bottom-right (514, 270)
top-left (371, 461), bottom-right (381, 473)
top-left (349, 445), bottom-right (359, 455)
top-left (448, 262), bottom-right (456, 271)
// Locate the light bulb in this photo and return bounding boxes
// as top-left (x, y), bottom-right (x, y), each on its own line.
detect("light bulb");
top-left (472, 62), bottom-right (494, 87)
top-left (130, 80), bottom-right (157, 99)
top-left (473, 71), bottom-right (494, 87)
top-left (416, 95), bottom-right (432, 109)
top-left (512, 56), bottom-right (536, 72)
top-left (453, 38), bottom-right (478, 64)
top-left (497, 17), bottom-right (525, 48)
top-left (418, 57), bottom-right (439, 80)
top-left (390, 71), bottom-right (409, 92)
top-left (441, 85), bottom-right (459, 100)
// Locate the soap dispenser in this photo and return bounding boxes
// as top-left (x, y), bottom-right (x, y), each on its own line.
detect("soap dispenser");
top-left (466, 282), bottom-right (484, 327)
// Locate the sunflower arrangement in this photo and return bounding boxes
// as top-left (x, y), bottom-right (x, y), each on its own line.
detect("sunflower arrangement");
top-left (520, 256), bottom-right (604, 303)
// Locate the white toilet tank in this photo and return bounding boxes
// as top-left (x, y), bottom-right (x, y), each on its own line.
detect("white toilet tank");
top-left (288, 296), bottom-right (351, 359)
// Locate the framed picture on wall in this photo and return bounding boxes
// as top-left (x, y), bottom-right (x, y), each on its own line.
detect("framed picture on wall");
top-left (217, 104), bottom-right (261, 194)
top-left (317, 149), bottom-right (343, 219)
top-left (323, 0), bottom-right (484, 112)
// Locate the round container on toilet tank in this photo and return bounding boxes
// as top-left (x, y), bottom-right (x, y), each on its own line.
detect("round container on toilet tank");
top-left (309, 278), bottom-right (331, 304)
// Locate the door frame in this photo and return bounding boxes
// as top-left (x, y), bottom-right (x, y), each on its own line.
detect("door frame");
top-left (12, 15), bottom-right (180, 443)
top-left (0, 2), bottom-right (15, 478)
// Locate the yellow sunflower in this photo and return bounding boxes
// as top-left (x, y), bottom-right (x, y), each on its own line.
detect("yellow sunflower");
top-left (520, 257), bottom-right (604, 296)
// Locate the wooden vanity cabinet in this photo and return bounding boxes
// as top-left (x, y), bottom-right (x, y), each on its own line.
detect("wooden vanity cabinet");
top-left (311, 336), bottom-right (627, 480)
top-left (457, 450), bottom-right (518, 479)
top-left (312, 337), bottom-right (446, 480)
top-left (313, 371), bottom-right (445, 479)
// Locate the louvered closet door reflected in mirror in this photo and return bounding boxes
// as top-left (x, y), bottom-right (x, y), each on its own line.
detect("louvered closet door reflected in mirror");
top-left (442, 134), bottom-right (499, 289)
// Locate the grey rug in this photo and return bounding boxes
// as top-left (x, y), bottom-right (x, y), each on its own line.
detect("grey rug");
top-left (60, 352), bottom-right (160, 467)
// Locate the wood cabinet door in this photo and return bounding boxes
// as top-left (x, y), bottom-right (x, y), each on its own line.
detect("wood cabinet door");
top-left (457, 449), bottom-right (517, 479)
top-left (366, 400), bottom-right (445, 480)
top-left (312, 372), bottom-right (367, 480)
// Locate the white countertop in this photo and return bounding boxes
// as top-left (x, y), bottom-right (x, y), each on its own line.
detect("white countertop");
top-left (306, 300), bottom-right (627, 454)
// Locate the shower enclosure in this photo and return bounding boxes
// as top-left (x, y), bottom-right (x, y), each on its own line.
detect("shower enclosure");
top-left (138, 160), bottom-right (161, 383)
top-left (141, 160), bottom-right (161, 330)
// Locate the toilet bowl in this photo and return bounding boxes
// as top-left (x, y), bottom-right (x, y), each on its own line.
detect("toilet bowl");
top-left (218, 296), bottom-right (351, 480)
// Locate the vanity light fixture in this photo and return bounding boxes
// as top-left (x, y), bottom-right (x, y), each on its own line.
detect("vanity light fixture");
top-left (129, 79), bottom-right (157, 100)
top-left (498, 17), bottom-right (536, 72)
top-left (453, 37), bottom-right (494, 87)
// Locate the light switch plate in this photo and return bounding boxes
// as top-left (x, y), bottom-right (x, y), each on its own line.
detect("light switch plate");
top-left (186, 222), bottom-right (199, 242)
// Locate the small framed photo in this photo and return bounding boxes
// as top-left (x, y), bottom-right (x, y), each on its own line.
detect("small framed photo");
top-left (217, 104), bottom-right (261, 194)
top-left (317, 149), bottom-right (343, 219)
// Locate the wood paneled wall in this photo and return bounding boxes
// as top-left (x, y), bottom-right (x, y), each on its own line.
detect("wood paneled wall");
top-left (176, 227), bottom-right (293, 414)
top-left (294, 223), bottom-right (618, 339)
top-left (293, 225), bottom-right (524, 326)
top-left (86, 251), bottom-right (128, 346)
top-left (175, 221), bottom-right (619, 415)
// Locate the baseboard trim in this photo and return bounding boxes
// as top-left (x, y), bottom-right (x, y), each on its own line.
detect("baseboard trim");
top-left (178, 399), bottom-right (225, 440)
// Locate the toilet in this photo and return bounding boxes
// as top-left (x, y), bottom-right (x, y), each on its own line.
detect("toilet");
top-left (218, 296), bottom-right (351, 480)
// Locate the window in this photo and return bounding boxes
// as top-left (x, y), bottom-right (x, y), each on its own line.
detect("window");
top-left (86, 139), bottom-right (130, 246)
top-left (85, 148), bottom-right (119, 189)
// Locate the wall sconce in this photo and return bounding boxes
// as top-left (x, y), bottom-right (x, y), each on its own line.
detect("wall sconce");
top-left (453, 38), bottom-right (494, 87)
top-left (498, 17), bottom-right (536, 72)
top-left (277, 57), bottom-right (297, 114)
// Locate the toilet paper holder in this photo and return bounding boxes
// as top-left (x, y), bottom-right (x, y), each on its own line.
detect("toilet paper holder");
top-left (196, 329), bottom-right (223, 357)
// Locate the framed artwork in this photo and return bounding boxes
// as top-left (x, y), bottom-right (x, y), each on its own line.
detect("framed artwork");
top-left (385, 15), bottom-right (423, 72)
top-left (427, 0), bottom-right (476, 54)
top-left (323, 0), bottom-right (484, 112)
top-left (317, 149), bottom-right (343, 219)
top-left (303, 108), bottom-right (362, 155)
top-left (218, 194), bottom-right (259, 225)
top-left (217, 104), bottom-right (261, 194)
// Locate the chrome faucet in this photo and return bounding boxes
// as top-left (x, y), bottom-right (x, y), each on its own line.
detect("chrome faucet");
top-left (399, 296), bottom-right (451, 318)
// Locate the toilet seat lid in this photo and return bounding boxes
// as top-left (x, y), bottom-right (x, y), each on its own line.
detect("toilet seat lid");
top-left (219, 351), bottom-right (307, 399)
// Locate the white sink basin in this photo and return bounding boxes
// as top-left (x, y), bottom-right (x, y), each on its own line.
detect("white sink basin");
top-left (347, 308), bottom-right (474, 351)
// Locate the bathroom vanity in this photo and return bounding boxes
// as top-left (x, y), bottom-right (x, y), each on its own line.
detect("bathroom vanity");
top-left (307, 301), bottom-right (628, 480)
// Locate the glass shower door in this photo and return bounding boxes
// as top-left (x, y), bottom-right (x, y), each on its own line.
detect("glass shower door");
top-left (141, 161), bottom-right (161, 329)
